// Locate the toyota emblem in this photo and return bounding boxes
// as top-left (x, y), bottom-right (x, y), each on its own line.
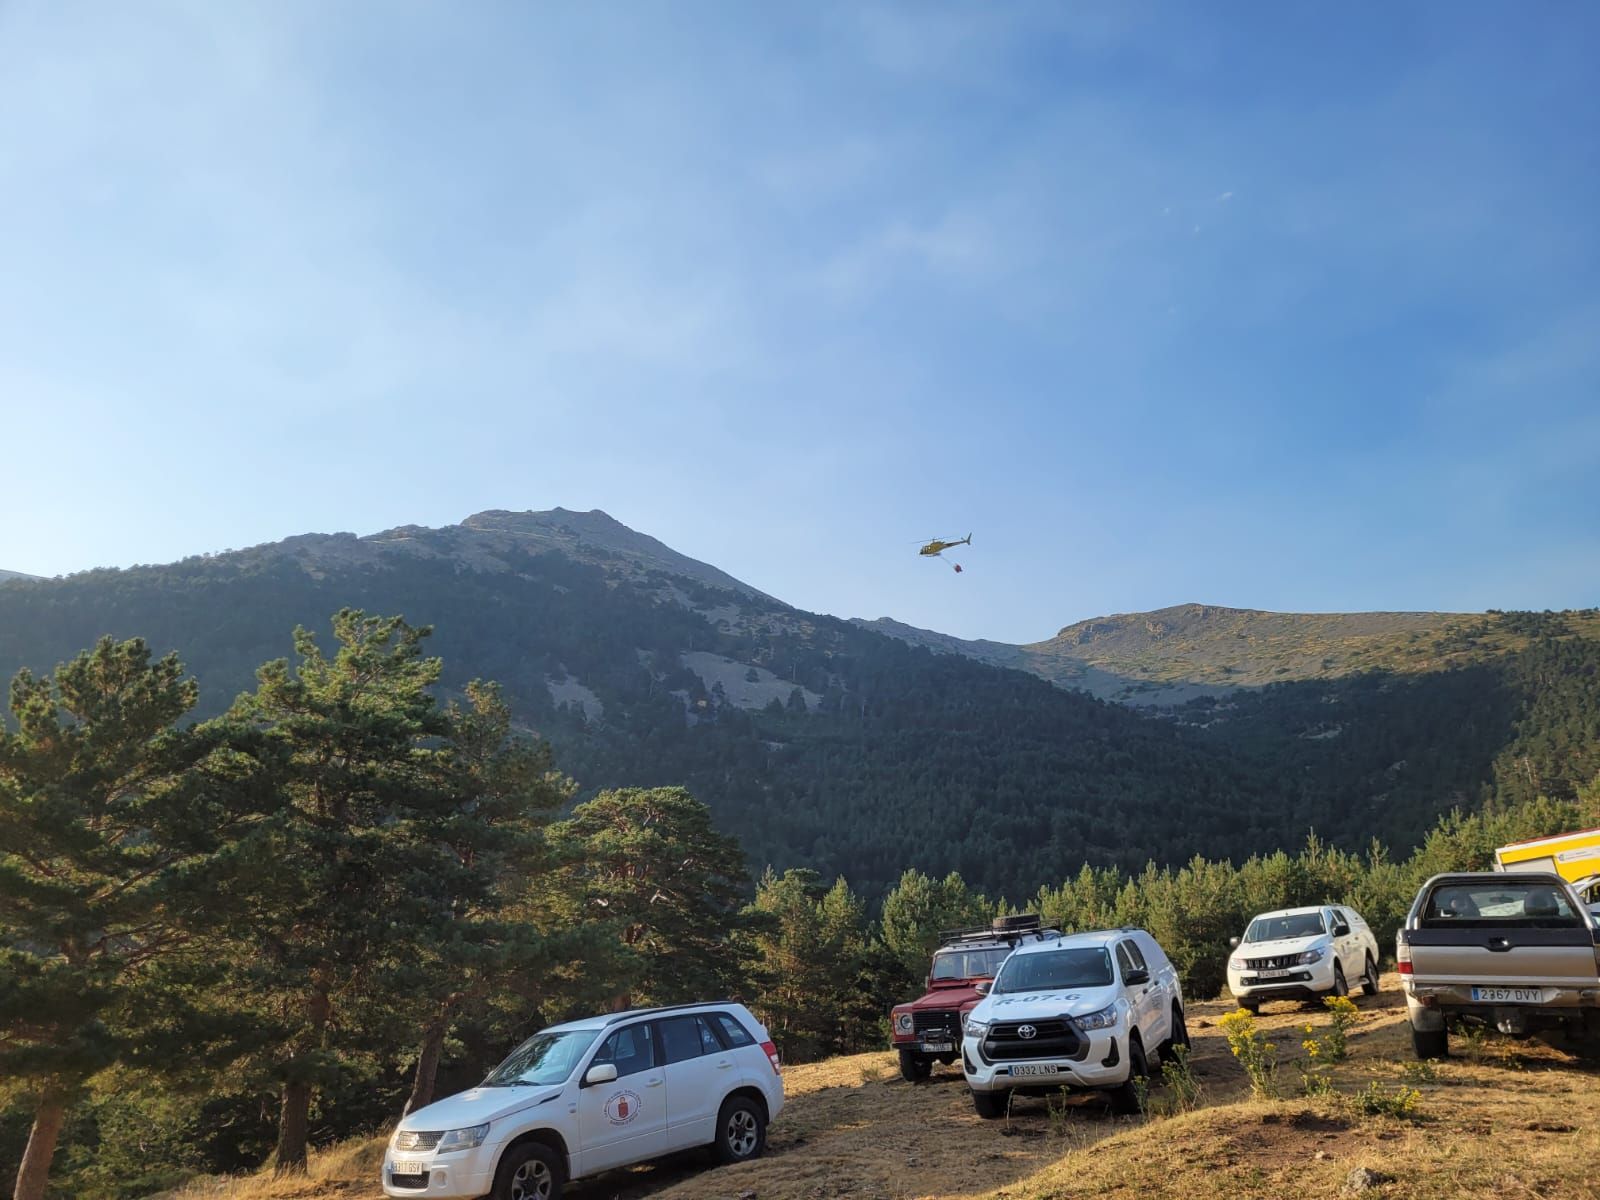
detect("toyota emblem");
top-left (1017, 1024), bottom-right (1037, 1039)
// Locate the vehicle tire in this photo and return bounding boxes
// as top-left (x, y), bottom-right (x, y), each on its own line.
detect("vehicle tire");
top-left (492, 1141), bottom-right (564, 1200)
top-left (898, 1048), bottom-right (932, 1082)
top-left (971, 1089), bottom-right (1007, 1120)
top-left (1411, 1023), bottom-right (1448, 1060)
top-left (1361, 953), bottom-right (1379, 996)
top-left (1161, 1004), bottom-right (1191, 1062)
top-left (713, 1095), bottom-right (767, 1165)
top-left (1237, 997), bottom-right (1260, 1014)
top-left (1331, 962), bottom-right (1349, 998)
top-left (1110, 1034), bottom-right (1149, 1115)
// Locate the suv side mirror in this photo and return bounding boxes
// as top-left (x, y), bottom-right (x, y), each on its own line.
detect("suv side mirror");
top-left (974, 980), bottom-right (991, 996)
top-left (583, 1063), bottom-right (618, 1087)
top-left (1124, 967), bottom-right (1149, 986)
top-left (1228, 936), bottom-right (1240, 949)
top-left (1333, 923), bottom-right (1351, 938)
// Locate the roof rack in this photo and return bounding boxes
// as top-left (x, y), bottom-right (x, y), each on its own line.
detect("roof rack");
top-left (604, 999), bottom-right (735, 1025)
top-left (937, 913), bottom-right (1045, 944)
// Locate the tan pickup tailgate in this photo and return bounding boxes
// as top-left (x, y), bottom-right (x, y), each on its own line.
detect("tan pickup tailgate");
top-left (1407, 877), bottom-right (1599, 995)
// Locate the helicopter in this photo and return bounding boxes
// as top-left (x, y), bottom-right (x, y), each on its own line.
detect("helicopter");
top-left (917, 533), bottom-right (972, 572)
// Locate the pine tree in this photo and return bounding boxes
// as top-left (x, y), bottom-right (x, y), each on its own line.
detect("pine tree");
top-left (0, 638), bottom-right (245, 1200)
top-left (395, 682), bottom-right (576, 1114)
top-left (219, 610), bottom-right (463, 1174)
top-left (540, 787), bottom-right (749, 1009)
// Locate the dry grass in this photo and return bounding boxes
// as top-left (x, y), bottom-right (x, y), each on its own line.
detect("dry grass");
top-left (164, 977), bottom-right (1600, 1200)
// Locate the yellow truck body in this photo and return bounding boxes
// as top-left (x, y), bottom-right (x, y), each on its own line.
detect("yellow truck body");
top-left (1493, 827), bottom-right (1600, 884)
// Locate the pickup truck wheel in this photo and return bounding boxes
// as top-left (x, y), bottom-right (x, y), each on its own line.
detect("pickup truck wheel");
top-left (1361, 954), bottom-right (1379, 996)
top-left (1411, 1023), bottom-right (1448, 1060)
top-left (1110, 1035), bottom-right (1149, 1115)
top-left (971, 1089), bottom-right (1007, 1120)
top-left (492, 1142), bottom-right (563, 1200)
top-left (898, 1048), bottom-right (932, 1082)
top-left (713, 1096), bottom-right (766, 1164)
top-left (1237, 997), bottom-right (1260, 1014)
top-left (1331, 963), bottom-right (1349, 998)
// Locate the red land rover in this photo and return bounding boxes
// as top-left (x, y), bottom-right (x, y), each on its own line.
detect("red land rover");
top-left (888, 914), bottom-right (1060, 1082)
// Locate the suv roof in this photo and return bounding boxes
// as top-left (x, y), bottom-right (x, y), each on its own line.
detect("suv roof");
top-left (544, 1000), bottom-right (745, 1034)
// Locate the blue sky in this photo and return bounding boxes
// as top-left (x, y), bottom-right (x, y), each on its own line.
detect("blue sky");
top-left (2, 2), bottom-right (1595, 642)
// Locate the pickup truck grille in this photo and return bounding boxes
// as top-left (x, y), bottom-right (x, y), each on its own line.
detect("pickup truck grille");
top-left (913, 1010), bottom-right (961, 1040)
top-left (982, 1019), bottom-right (1081, 1061)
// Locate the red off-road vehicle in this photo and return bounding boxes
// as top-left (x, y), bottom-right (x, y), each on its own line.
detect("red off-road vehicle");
top-left (889, 914), bottom-right (1060, 1082)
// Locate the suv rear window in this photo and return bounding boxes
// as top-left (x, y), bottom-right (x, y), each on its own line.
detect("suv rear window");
top-left (1422, 882), bottom-right (1582, 928)
top-left (709, 1012), bottom-right (755, 1047)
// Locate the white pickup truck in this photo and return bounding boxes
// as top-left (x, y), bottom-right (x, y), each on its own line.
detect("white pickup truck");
top-left (1397, 872), bottom-right (1600, 1059)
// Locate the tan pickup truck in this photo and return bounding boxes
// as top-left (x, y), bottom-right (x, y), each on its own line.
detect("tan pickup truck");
top-left (1397, 872), bottom-right (1600, 1059)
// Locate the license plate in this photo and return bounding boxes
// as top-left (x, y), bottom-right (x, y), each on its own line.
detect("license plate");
top-left (1010, 1063), bottom-right (1060, 1077)
top-left (1255, 969), bottom-right (1291, 979)
top-left (1471, 986), bottom-right (1546, 1003)
top-left (392, 1160), bottom-right (428, 1176)
top-left (922, 1040), bottom-right (954, 1052)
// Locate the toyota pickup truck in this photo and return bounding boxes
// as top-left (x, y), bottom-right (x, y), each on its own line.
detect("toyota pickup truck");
top-left (1397, 871), bottom-right (1600, 1059)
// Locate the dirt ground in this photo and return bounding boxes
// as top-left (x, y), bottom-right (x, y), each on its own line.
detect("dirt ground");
top-left (174, 977), bottom-right (1600, 1200)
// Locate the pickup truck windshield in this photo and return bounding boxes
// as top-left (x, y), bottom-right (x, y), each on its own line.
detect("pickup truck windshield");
top-left (932, 946), bottom-right (1011, 981)
top-left (1421, 882), bottom-right (1583, 929)
top-left (1244, 912), bottom-right (1325, 943)
top-left (483, 1029), bottom-right (600, 1087)
top-left (993, 947), bottom-right (1112, 993)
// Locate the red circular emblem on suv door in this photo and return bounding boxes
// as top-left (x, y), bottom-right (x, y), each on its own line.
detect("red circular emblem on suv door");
top-left (605, 1090), bottom-right (642, 1126)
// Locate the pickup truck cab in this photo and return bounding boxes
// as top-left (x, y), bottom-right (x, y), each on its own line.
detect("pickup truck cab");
top-left (382, 1001), bottom-right (783, 1200)
top-left (961, 928), bottom-right (1187, 1118)
top-left (889, 914), bottom-right (1060, 1082)
top-left (1227, 904), bottom-right (1380, 1010)
top-left (1397, 872), bottom-right (1600, 1059)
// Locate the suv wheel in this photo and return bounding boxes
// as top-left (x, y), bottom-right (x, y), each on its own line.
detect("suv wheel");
top-left (492, 1142), bottom-right (563, 1200)
top-left (1411, 1023), bottom-right (1448, 1060)
top-left (713, 1095), bottom-right (766, 1164)
top-left (1110, 1034), bottom-right (1149, 1115)
top-left (898, 1048), bottom-right (932, 1082)
top-left (1361, 954), bottom-right (1379, 996)
top-left (1237, 997), bottom-right (1260, 1014)
top-left (971, 1089), bottom-right (1007, 1120)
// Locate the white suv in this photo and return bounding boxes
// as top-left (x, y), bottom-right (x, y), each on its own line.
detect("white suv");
top-left (382, 1002), bottom-right (783, 1200)
top-left (961, 928), bottom-right (1188, 1117)
top-left (1227, 904), bottom-right (1380, 1010)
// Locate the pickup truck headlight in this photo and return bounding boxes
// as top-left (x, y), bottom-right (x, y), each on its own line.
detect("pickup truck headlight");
top-left (1073, 1004), bottom-right (1121, 1031)
top-left (1228, 957), bottom-right (1246, 971)
top-left (893, 1011), bottom-right (914, 1036)
top-left (435, 1123), bottom-right (490, 1153)
top-left (1294, 948), bottom-right (1325, 965)
top-left (965, 1017), bottom-right (990, 1039)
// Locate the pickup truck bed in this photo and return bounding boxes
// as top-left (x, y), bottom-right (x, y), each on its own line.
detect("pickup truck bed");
top-left (1397, 872), bottom-right (1600, 1059)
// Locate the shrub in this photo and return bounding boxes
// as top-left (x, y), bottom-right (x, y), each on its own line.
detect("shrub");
top-left (1302, 994), bottom-right (1360, 1064)
top-left (1349, 1082), bottom-right (1422, 1118)
top-left (1220, 1009), bottom-right (1279, 1099)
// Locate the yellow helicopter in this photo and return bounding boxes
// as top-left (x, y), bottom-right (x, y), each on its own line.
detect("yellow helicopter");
top-left (916, 533), bottom-right (972, 572)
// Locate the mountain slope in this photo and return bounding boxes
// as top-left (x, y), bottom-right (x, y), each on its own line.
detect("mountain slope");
top-left (0, 568), bottom-right (40, 582)
top-left (0, 512), bottom-right (1591, 896)
top-left (858, 603), bottom-right (1599, 705)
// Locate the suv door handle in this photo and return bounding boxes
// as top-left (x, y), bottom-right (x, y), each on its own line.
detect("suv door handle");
top-left (716, 1060), bottom-right (733, 1069)
top-left (645, 1077), bottom-right (664, 1087)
